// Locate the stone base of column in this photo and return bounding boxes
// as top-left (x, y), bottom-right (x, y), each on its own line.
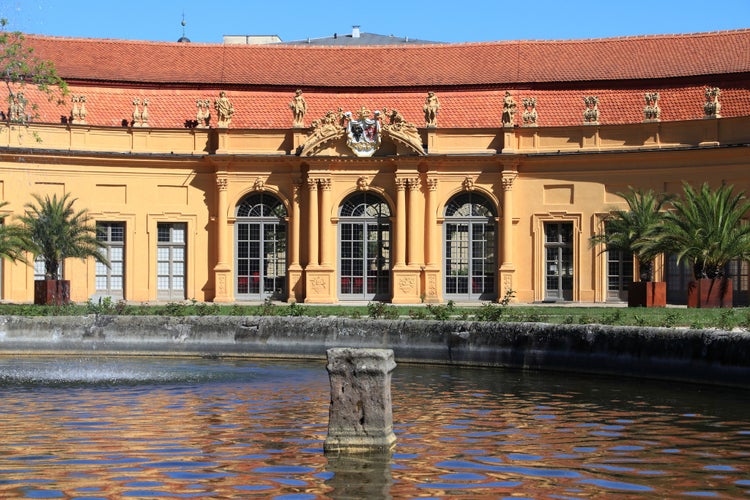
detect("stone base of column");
top-left (324, 348), bottom-right (397, 454)
top-left (499, 265), bottom-right (516, 304)
top-left (213, 264), bottom-right (234, 303)
top-left (391, 266), bottom-right (422, 304)
top-left (287, 265), bottom-right (303, 303)
top-left (421, 266), bottom-right (442, 303)
top-left (304, 267), bottom-right (336, 304)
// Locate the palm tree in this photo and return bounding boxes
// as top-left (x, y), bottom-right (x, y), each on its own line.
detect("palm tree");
top-left (649, 182), bottom-right (750, 280)
top-left (12, 193), bottom-right (109, 281)
top-left (0, 201), bottom-right (26, 263)
top-left (590, 187), bottom-right (671, 282)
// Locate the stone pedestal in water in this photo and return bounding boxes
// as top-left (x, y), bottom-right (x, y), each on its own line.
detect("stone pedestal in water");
top-left (324, 348), bottom-right (397, 454)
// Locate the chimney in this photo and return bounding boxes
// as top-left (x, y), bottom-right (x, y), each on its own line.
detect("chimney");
top-left (352, 25), bottom-right (360, 38)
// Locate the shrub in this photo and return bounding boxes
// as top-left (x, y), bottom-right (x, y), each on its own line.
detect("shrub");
top-left (367, 302), bottom-right (399, 320)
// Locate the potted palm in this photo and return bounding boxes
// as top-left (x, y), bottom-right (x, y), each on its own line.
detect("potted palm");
top-left (10, 193), bottom-right (109, 305)
top-left (590, 187), bottom-right (671, 307)
top-left (649, 182), bottom-right (750, 308)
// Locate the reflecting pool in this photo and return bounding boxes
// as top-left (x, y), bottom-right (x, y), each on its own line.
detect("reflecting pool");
top-left (0, 356), bottom-right (749, 498)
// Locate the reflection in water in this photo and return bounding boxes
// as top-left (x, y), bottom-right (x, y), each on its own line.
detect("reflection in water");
top-left (0, 357), bottom-right (748, 498)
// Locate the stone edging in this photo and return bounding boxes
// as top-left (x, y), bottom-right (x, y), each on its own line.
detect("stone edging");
top-left (0, 315), bottom-right (748, 388)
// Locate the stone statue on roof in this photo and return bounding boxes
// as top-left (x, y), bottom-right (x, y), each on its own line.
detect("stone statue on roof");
top-left (289, 89), bottom-right (307, 128)
top-left (501, 91), bottom-right (517, 128)
top-left (214, 91), bottom-right (234, 128)
top-left (423, 91), bottom-right (440, 128)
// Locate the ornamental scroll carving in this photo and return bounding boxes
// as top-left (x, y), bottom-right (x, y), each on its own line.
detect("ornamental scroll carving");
top-left (299, 105), bottom-right (425, 157)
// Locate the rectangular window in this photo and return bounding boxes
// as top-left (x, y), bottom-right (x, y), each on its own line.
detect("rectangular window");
top-left (95, 222), bottom-right (125, 299)
top-left (34, 256), bottom-right (62, 281)
top-left (157, 222), bottom-right (186, 300)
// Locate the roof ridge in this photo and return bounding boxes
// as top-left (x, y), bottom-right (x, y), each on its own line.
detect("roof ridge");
top-left (21, 27), bottom-right (750, 48)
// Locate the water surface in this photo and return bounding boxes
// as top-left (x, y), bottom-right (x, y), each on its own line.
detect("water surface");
top-left (0, 356), bottom-right (749, 498)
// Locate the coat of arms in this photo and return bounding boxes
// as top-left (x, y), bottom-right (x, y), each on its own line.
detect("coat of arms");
top-left (345, 107), bottom-right (381, 157)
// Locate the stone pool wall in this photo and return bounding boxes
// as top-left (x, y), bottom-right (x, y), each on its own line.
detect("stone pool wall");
top-left (0, 315), bottom-right (748, 387)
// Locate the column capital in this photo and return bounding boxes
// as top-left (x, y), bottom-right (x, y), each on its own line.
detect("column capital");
top-left (501, 171), bottom-right (518, 191)
top-left (307, 177), bottom-right (319, 191)
top-left (319, 177), bottom-right (332, 191)
top-left (426, 178), bottom-right (438, 191)
top-left (406, 177), bottom-right (421, 191)
top-left (395, 178), bottom-right (408, 191)
top-left (216, 176), bottom-right (228, 191)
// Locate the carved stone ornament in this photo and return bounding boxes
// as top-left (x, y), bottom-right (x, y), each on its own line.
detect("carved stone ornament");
top-left (357, 176), bottom-right (369, 191)
top-left (583, 96), bottom-right (600, 124)
top-left (310, 275), bottom-right (327, 294)
top-left (703, 87), bottom-right (721, 118)
top-left (70, 95), bottom-right (87, 125)
top-left (253, 177), bottom-right (265, 191)
top-left (345, 107), bottom-right (382, 157)
top-left (381, 107), bottom-right (425, 155)
top-left (643, 92), bottom-right (661, 122)
top-left (131, 98), bottom-right (149, 127)
top-left (196, 99), bottom-right (211, 128)
top-left (462, 176), bottom-right (474, 191)
top-left (9, 92), bottom-right (27, 124)
top-left (522, 97), bottom-right (538, 127)
top-left (299, 108), bottom-right (346, 156)
top-left (299, 106), bottom-right (425, 157)
top-left (398, 275), bottom-right (417, 294)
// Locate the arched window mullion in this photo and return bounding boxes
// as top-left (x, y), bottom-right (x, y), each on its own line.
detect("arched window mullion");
top-left (444, 192), bottom-right (497, 301)
top-left (339, 192), bottom-right (392, 301)
top-left (235, 192), bottom-right (287, 301)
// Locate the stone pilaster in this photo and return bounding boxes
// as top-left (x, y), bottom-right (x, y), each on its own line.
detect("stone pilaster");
top-left (499, 167), bottom-right (518, 303)
top-left (422, 177), bottom-right (441, 303)
top-left (288, 178), bottom-right (304, 302)
top-left (213, 175), bottom-right (233, 302)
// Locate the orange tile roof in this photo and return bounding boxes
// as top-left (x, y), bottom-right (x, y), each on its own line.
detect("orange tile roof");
top-left (23, 30), bottom-right (750, 87)
top-left (13, 30), bottom-right (750, 129)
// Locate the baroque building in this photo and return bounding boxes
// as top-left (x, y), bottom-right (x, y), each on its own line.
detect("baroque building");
top-left (1, 29), bottom-right (749, 304)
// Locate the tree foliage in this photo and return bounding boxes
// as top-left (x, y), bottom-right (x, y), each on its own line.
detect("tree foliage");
top-left (10, 193), bottom-right (109, 280)
top-left (0, 200), bottom-right (27, 263)
top-left (590, 187), bottom-right (672, 281)
top-left (1, 18), bottom-right (67, 123)
top-left (643, 182), bottom-right (750, 279)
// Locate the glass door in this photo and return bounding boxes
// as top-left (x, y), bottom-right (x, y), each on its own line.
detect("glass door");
top-left (544, 222), bottom-right (573, 301)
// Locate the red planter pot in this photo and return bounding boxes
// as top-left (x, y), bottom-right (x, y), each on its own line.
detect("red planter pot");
top-left (34, 280), bottom-right (71, 306)
top-left (628, 281), bottom-right (667, 307)
top-left (687, 278), bottom-right (733, 308)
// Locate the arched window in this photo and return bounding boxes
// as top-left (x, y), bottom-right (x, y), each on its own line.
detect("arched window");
top-left (235, 192), bottom-right (287, 300)
top-left (338, 192), bottom-right (391, 301)
top-left (444, 193), bottom-right (497, 300)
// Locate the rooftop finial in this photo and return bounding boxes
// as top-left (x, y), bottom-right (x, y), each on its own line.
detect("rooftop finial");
top-left (178, 12), bottom-right (190, 43)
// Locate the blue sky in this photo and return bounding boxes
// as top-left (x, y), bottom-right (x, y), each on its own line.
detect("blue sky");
top-left (2, 0), bottom-right (749, 44)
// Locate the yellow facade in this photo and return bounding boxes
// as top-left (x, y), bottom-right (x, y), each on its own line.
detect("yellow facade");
top-left (1, 117), bottom-right (749, 304)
